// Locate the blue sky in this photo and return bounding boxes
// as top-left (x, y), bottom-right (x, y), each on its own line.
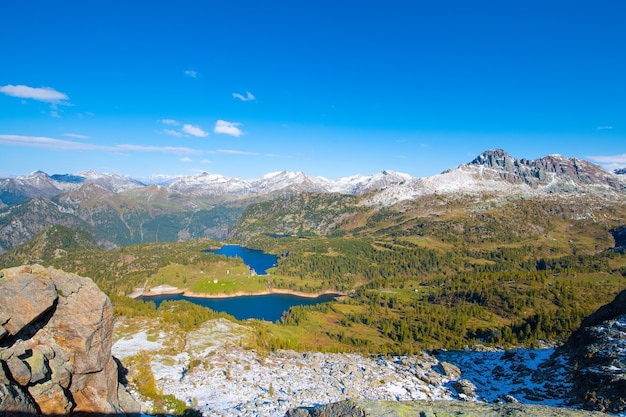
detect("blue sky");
top-left (1, 1), bottom-right (625, 180)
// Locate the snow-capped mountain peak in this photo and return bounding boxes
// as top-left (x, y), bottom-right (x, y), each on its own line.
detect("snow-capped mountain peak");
top-left (76, 170), bottom-right (144, 192)
top-left (167, 172), bottom-right (251, 198)
top-left (2, 149), bottom-right (625, 208)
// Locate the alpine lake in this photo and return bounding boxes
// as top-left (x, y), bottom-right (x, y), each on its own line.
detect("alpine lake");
top-left (140, 245), bottom-right (338, 321)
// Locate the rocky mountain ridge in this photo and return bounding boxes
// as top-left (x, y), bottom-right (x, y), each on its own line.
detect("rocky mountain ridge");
top-left (1, 149), bottom-right (624, 254)
top-left (467, 149), bottom-right (624, 190)
top-left (3, 149), bottom-right (624, 207)
top-left (0, 170), bottom-right (144, 207)
top-left (0, 264), bottom-right (139, 415)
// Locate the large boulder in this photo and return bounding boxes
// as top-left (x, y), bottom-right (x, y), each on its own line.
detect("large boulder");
top-left (0, 265), bottom-right (139, 415)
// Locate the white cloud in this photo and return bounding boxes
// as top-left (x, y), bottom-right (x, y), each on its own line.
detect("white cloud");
top-left (163, 129), bottom-right (183, 137)
top-left (201, 159), bottom-right (212, 164)
top-left (214, 120), bottom-right (244, 137)
top-left (184, 70), bottom-right (198, 78)
top-left (0, 134), bottom-right (101, 151)
top-left (63, 133), bottom-right (90, 139)
top-left (209, 149), bottom-right (259, 156)
top-left (587, 153), bottom-right (626, 164)
top-left (161, 119), bottom-right (179, 126)
top-left (0, 84), bottom-right (69, 103)
top-left (115, 144), bottom-right (201, 154)
top-left (232, 91), bottom-right (255, 101)
top-left (180, 157), bottom-right (193, 163)
top-left (183, 124), bottom-right (209, 137)
top-left (0, 134), bottom-right (201, 154)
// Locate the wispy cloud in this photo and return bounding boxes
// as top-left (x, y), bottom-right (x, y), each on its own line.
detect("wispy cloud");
top-left (184, 70), bottom-right (198, 78)
top-left (163, 129), bottom-right (183, 137)
top-left (232, 91), bottom-right (255, 102)
top-left (113, 144), bottom-right (201, 154)
top-left (587, 153), bottom-right (626, 164)
top-left (208, 149), bottom-right (260, 156)
top-left (595, 125), bottom-right (613, 130)
top-left (182, 124), bottom-right (209, 137)
top-left (0, 84), bottom-right (70, 103)
top-left (63, 133), bottom-right (90, 139)
top-left (0, 135), bottom-right (103, 151)
top-left (214, 120), bottom-right (244, 137)
top-left (180, 157), bottom-right (193, 163)
top-left (158, 120), bottom-right (209, 138)
top-left (0, 134), bottom-right (201, 155)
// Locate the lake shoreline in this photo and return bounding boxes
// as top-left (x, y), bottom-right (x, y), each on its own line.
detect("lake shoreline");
top-left (132, 287), bottom-right (345, 300)
top-left (183, 288), bottom-right (345, 299)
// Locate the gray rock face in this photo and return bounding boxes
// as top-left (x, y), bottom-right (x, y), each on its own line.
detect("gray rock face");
top-left (561, 289), bottom-right (626, 414)
top-left (468, 148), bottom-right (624, 191)
top-left (0, 265), bottom-right (139, 415)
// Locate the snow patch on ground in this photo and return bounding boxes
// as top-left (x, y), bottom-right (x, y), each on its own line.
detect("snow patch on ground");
top-left (114, 318), bottom-right (595, 417)
top-left (437, 348), bottom-right (571, 407)
top-left (112, 330), bottom-right (164, 359)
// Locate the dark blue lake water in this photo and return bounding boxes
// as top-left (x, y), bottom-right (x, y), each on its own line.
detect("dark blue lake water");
top-left (211, 244), bottom-right (278, 275)
top-left (141, 292), bottom-right (338, 322)
top-left (140, 245), bottom-right (336, 321)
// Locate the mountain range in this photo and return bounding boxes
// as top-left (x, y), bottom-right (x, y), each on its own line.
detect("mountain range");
top-left (1, 149), bottom-right (625, 254)
top-left (3, 149), bottom-right (624, 206)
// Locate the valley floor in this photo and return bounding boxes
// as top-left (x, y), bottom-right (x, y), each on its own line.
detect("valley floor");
top-left (112, 317), bottom-right (610, 417)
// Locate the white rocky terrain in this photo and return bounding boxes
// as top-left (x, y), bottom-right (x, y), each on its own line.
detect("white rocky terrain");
top-left (112, 317), bottom-right (599, 417)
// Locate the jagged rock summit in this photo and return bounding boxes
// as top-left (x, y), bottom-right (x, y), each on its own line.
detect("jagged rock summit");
top-left (0, 265), bottom-right (138, 415)
top-left (1, 149), bottom-right (625, 253)
top-left (466, 148), bottom-right (624, 191)
top-left (2, 149), bottom-right (625, 209)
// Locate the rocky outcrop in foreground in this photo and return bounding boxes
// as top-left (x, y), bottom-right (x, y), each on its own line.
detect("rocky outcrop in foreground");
top-left (562, 289), bottom-right (626, 413)
top-left (0, 265), bottom-right (138, 415)
top-left (286, 399), bottom-right (605, 417)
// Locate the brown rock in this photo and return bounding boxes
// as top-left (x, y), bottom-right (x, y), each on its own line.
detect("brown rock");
top-left (0, 270), bottom-right (58, 336)
top-left (436, 361), bottom-right (461, 379)
top-left (24, 348), bottom-right (49, 384)
top-left (0, 382), bottom-right (39, 415)
top-left (6, 356), bottom-right (31, 386)
top-left (0, 364), bottom-right (10, 386)
top-left (28, 380), bottom-right (74, 415)
top-left (0, 265), bottom-right (137, 415)
top-left (49, 357), bottom-right (74, 390)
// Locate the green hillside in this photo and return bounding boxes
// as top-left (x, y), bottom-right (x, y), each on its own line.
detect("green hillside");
top-left (2, 190), bottom-right (625, 353)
